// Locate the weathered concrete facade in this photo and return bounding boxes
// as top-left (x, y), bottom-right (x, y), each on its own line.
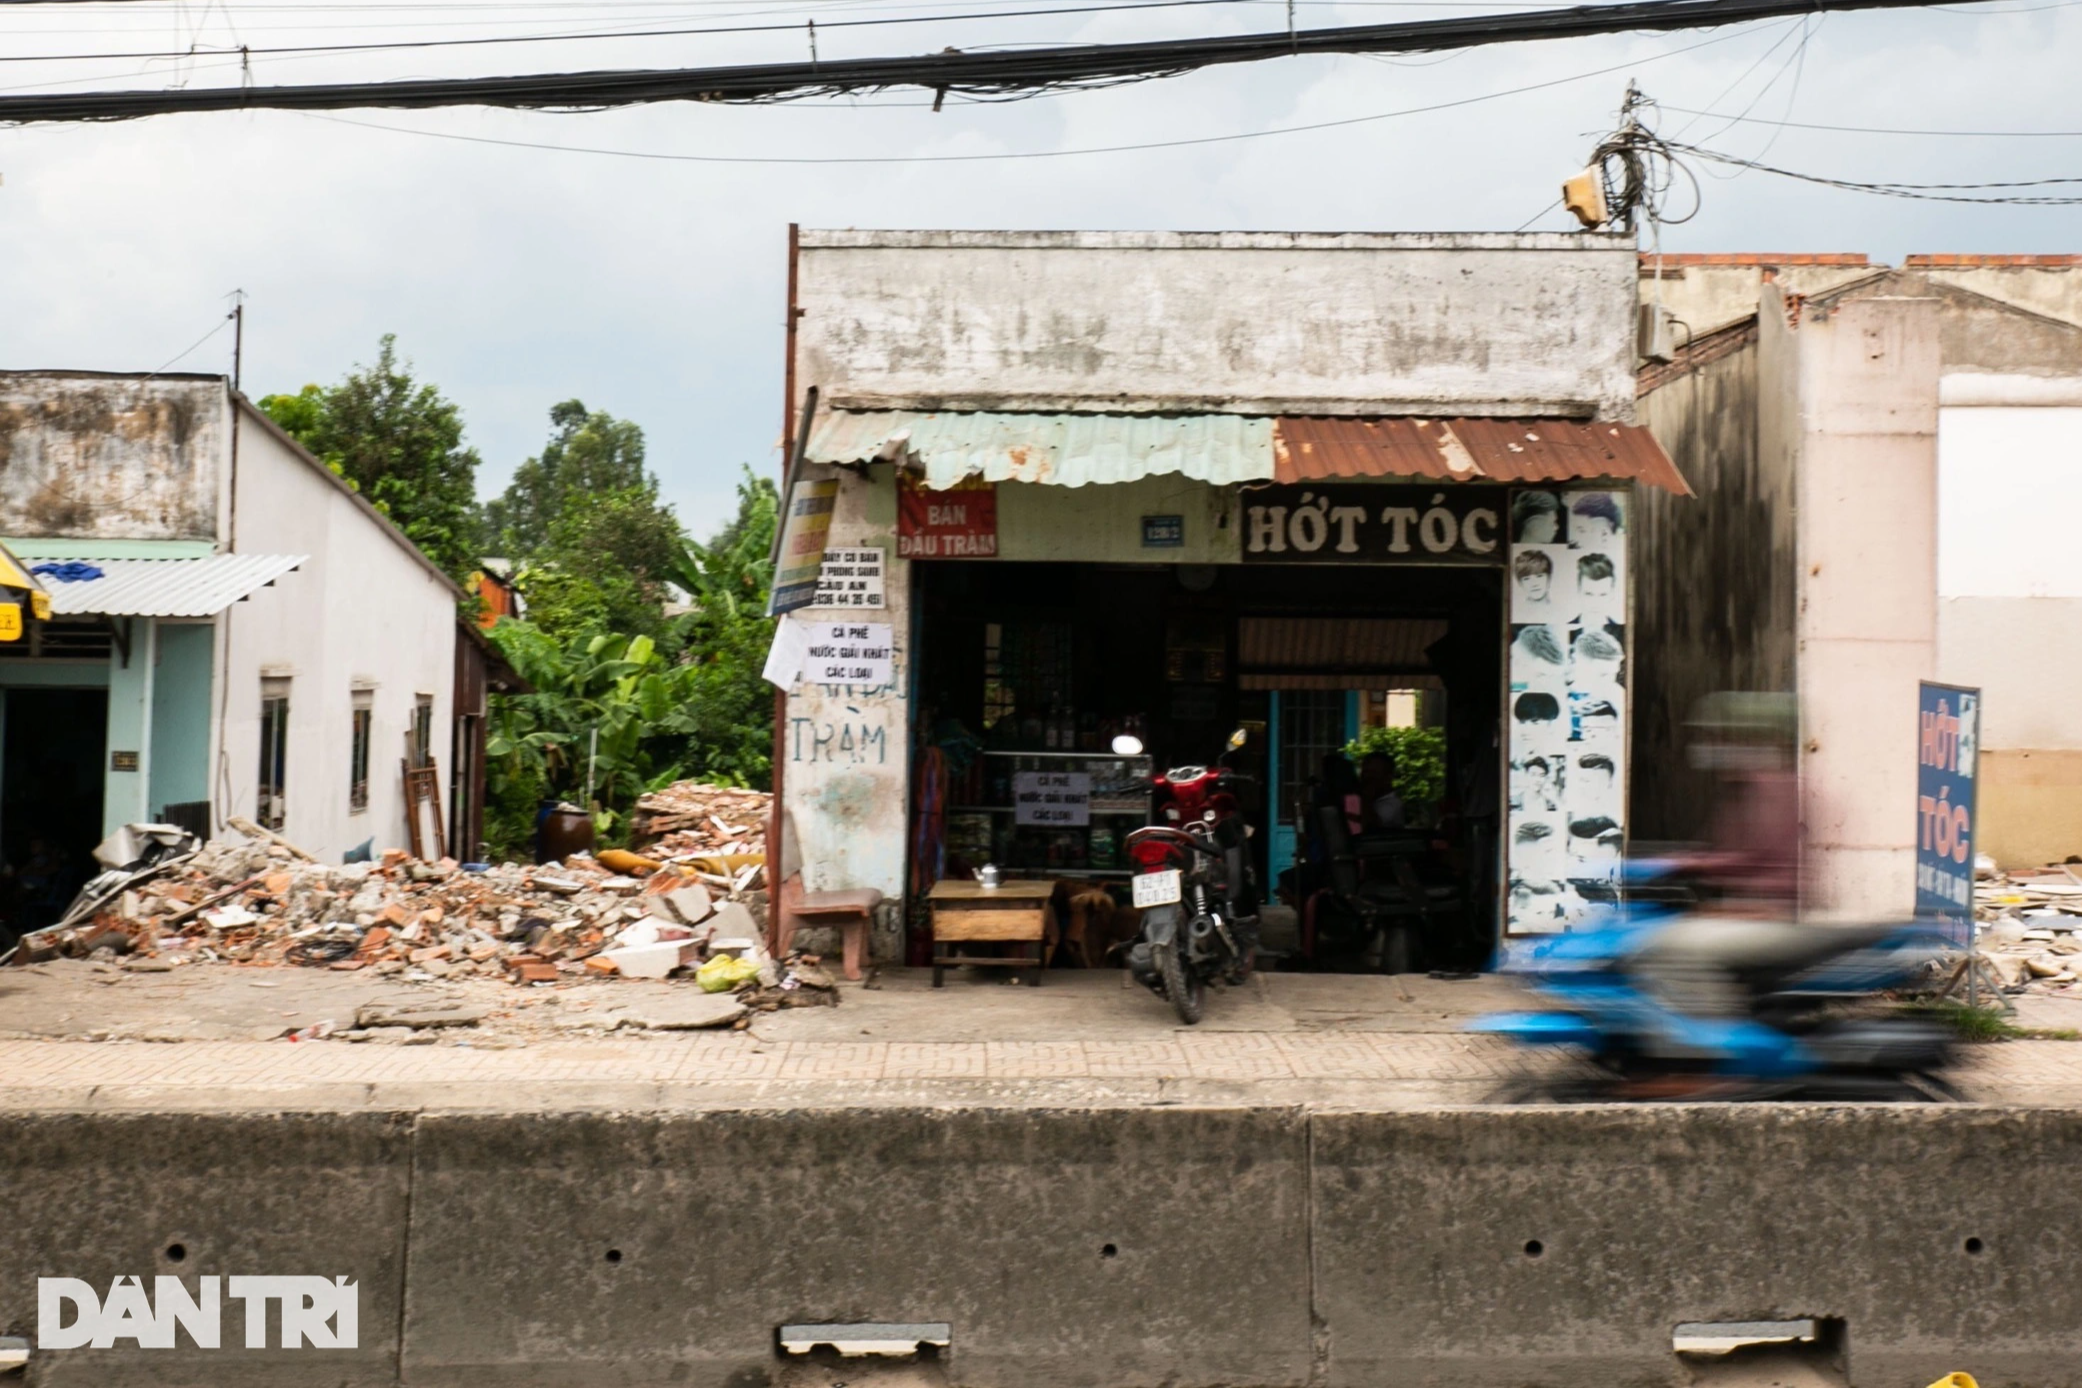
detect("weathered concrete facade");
top-left (1775, 286), bottom-right (1942, 920)
top-left (0, 374), bottom-right (225, 542)
top-left (799, 230), bottom-right (1641, 421)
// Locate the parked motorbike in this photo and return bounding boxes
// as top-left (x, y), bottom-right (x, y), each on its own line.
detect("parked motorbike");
top-left (1121, 729), bottom-right (1260, 1025)
top-left (1474, 862), bottom-right (1961, 1101)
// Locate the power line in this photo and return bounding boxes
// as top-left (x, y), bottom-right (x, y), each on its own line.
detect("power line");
top-left (0, 0), bottom-right (1991, 122)
top-left (1659, 106), bottom-right (2082, 136)
top-left (0, 0), bottom-right (1317, 64)
top-left (1665, 137), bottom-right (2082, 202)
top-left (303, 23), bottom-right (1764, 164)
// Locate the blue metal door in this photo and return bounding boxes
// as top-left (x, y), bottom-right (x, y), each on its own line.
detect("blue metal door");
top-left (1267, 690), bottom-right (1359, 887)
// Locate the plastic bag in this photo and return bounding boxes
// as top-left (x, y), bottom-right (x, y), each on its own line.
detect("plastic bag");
top-left (696, 954), bottom-right (762, 994)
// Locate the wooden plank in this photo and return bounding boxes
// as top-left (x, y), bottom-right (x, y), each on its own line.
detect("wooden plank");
top-left (927, 879), bottom-right (1056, 903)
top-left (932, 907), bottom-right (1047, 942)
top-left (932, 953), bottom-right (1043, 967)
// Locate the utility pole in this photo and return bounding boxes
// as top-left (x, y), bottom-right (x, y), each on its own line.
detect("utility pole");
top-left (229, 289), bottom-right (246, 393)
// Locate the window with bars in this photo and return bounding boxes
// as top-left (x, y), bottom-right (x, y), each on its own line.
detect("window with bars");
top-left (349, 689), bottom-right (373, 813)
top-left (258, 677), bottom-right (290, 832)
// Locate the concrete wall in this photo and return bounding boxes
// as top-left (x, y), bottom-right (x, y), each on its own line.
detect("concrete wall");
top-left (798, 231), bottom-right (1641, 421)
top-left (1767, 285), bottom-right (1941, 920)
top-left (779, 466), bottom-right (911, 947)
top-left (1919, 258), bottom-right (2082, 331)
top-left (994, 476), bottom-right (1241, 564)
top-left (1638, 257), bottom-right (1882, 339)
top-left (102, 623), bottom-right (156, 834)
top-left (1632, 325), bottom-right (1796, 841)
top-left (0, 373), bottom-right (225, 542)
top-left (7, 1104), bottom-right (2081, 1388)
top-left (215, 410), bottom-right (459, 862)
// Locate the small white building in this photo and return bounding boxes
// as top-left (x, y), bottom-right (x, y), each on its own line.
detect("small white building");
top-left (0, 370), bottom-right (470, 925)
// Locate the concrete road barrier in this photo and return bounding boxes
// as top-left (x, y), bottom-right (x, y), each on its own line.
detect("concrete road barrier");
top-left (1313, 1106), bottom-right (2082, 1388)
top-left (0, 1111), bottom-right (413, 1388)
top-left (401, 1107), bottom-right (1313, 1388)
top-left (3, 1103), bottom-right (2077, 1386)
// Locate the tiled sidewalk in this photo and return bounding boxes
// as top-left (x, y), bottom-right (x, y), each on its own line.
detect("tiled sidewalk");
top-left (0, 1031), bottom-right (2075, 1108)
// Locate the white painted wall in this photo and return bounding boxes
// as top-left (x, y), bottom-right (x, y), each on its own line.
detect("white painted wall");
top-left (212, 408), bottom-right (460, 863)
top-left (1766, 287), bottom-right (1942, 921)
top-left (797, 231), bottom-right (1641, 422)
top-left (1937, 407), bottom-right (2082, 599)
top-left (777, 465), bottom-right (910, 954)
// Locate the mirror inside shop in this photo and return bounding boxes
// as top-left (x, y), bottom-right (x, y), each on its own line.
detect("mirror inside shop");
top-left (911, 561), bottom-right (1503, 973)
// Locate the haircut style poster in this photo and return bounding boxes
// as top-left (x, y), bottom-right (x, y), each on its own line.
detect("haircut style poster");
top-left (1507, 488), bottom-right (1628, 934)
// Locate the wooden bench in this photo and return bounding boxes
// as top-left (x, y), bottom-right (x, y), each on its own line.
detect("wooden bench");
top-left (774, 874), bottom-right (878, 981)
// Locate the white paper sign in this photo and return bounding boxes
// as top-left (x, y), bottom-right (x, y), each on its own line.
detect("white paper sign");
top-left (1014, 771), bottom-right (1091, 827)
top-left (804, 622), bottom-right (894, 687)
top-left (813, 547), bottom-right (886, 609)
top-left (762, 617), bottom-right (812, 691)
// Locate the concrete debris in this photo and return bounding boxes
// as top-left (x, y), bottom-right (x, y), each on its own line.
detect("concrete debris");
top-left (630, 781), bottom-right (771, 861)
top-left (353, 1002), bottom-right (486, 1030)
top-left (7, 824), bottom-right (802, 1002)
top-left (1974, 866), bottom-right (2082, 996)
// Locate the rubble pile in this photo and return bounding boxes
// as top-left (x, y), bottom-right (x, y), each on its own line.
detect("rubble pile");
top-left (1975, 863), bottom-right (2082, 992)
top-left (9, 829), bottom-right (826, 998)
top-left (630, 782), bottom-right (769, 862)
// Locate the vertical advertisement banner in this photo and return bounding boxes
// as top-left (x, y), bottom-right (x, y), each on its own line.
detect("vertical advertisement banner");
top-left (1505, 488), bottom-right (1628, 934)
top-left (1916, 681), bottom-right (1981, 947)
top-left (768, 479), bottom-right (839, 616)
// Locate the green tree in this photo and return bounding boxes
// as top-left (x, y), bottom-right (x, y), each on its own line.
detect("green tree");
top-left (484, 400), bottom-right (684, 639)
top-left (480, 467), bottom-right (780, 857)
top-left (257, 335), bottom-right (481, 582)
top-left (663, 466), bottom-right (780, 784)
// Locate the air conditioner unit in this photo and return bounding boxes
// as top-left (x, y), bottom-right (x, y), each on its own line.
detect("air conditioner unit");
top-left (1638, 302), bottom-right (1676, 363)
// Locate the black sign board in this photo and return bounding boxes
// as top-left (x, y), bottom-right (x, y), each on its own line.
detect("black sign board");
top-left (1241, 485), bottom-right (1507, 564)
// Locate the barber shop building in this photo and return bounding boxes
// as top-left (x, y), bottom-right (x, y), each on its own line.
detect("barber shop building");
top-left (767, 230), bottom-right (1693, 969)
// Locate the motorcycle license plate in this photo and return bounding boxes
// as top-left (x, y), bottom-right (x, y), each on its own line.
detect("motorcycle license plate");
top-left (1133, 869), bottom-right (1182, 908)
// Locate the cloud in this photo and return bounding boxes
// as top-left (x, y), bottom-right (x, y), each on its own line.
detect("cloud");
top-left (0, 2), bottom-right (2077, 534)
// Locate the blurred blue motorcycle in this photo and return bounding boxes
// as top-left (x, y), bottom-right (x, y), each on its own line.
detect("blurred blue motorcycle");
top-left (1474, 862), bottom-right (1962, 1102)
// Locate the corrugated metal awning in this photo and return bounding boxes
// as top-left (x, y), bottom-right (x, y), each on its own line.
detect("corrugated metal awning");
top-left (37, 554), bottom-right (306, 617)
top-left (808, 410), bottom-right (1688, 495)
top-left (1273, 417), bottom-right (1690, 494)
top-left (807, 410), bottom-right (1275, 489)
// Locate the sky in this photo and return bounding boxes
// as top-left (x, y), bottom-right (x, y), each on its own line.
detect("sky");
top-left (0, 0), bottom-right (2076, 536)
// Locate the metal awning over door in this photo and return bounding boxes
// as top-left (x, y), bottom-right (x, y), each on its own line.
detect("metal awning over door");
top-left (806, 410), bottom-right (1688, 494)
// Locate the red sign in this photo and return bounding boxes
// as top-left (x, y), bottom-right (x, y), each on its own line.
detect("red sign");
top-left (897, 474), bottom-right (998, 559)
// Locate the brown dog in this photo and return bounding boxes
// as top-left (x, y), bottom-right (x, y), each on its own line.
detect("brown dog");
top-left (1053, 884), bottom-right (1120, 968)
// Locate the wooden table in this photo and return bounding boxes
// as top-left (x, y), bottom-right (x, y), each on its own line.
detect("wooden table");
top-left (927, 879), bottom-right (1056, 987)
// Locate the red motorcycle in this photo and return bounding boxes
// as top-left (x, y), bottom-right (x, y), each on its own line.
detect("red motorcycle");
top-left (1121, 730), bottom-right (1259, 1024)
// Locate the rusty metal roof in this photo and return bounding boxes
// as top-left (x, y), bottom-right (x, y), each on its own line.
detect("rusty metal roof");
top-left (1272, 417), bottom-right (1690, 494)
top-left (807, 410), bottom-right (1275, 489)
top-left (807, 410), bottom-right (1686, 494)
